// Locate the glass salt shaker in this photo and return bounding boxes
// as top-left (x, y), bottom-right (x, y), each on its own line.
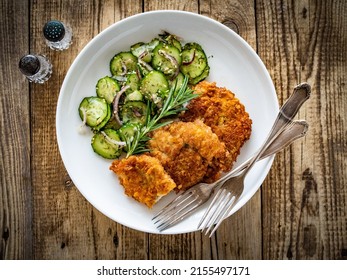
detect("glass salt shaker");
top-left (19, 54), bottom-right (52, 83)
top-left (43, 20), bottom-right (72, 51)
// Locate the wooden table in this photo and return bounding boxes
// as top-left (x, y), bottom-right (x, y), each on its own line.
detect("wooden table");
top-left (1, 0), bottom-right (346, 260)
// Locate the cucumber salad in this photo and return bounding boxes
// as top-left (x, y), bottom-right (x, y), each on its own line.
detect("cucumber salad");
top-left (78, 32), bottom-right (210, 159)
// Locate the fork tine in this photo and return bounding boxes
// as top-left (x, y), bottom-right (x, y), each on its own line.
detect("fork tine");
top-left (153, 189), bottom-right (201, 231)
top-left (156, 197), bottom-right (201, 231)
top-left (203, 191), bottom-right (233, 235)
top-left (207, 195), bottom-right (237, 237)
top-left (198, 188), bottom-right (226, 230)
top-left (152, 190), bottom-right (194, 221)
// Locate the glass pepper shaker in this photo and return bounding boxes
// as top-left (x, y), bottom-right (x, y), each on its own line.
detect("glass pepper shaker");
top-left (19, 54), bottom-right (52, 83)
top-left (43, 20), bottom-right (72, 51)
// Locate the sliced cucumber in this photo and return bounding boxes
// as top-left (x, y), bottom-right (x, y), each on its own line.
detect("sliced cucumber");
top-left (170, 37), bottom-right (182, 52)
top-left (147, 38), bottom-right (160, 51)
top-left (120, 101), bottom-right (147, 125)
top-left (110, 52), bottom-right (137, 76)
top-left (103, 115), bottom-right (122, 130)
top-left (93, 103), bottom-right (111, 131)
top-left (125, 72), bottom-right (140, 94)
top-left (180, 42), bottom-right (209, 84)
top-left (130, 42), bottom-right (152, 63)
top-left (159, 32), bottom-right (182, 51)
top-left (124, 90), bottom-right (143, 102)
top-left (169, 72), bottom-right (185, 93)
top-left (137, 61), bottom-right (151, 77)
top-left (190, 65), bottom-right (210, 85)
top-left (79, 33), bottom-right (210, 160)
top-left (118, 123), bottom-right (140, 142)
top-left (79, 97), bottom-right (110, 128)
top-left (96, 76), bottom-right (120, 104)
top-left (140, 70), bottom-right (169, 103)
top-left (91, 129), bottom-right (123, 159)
top-left (152, 42), bottom-right (181, 78)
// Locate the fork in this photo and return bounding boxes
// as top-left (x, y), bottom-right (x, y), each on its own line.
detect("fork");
top-left (198, 84), bottom-right (311, 236)
top-left (153, 120), bottom-right (308, 231)
top-left (153, 83), bottom-right (311, 232)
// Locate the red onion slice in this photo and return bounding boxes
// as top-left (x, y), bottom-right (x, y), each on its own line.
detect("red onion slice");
top-left (119, 61), bottom-right (127, 76)
top-left (182, 49), bottom-right (195, 65)
top-left (158, 49), bottom-right (180, 80)
top-left (139, 50), bottom-right (149, 59)
top-left (77, 107), bottom-right (88, 134)
top-left (112, 85), bottom-right (130, 126)
top-left (138, 58), bottom-right (153, 72)
top-left (101, 131), bottom-right (126, 147)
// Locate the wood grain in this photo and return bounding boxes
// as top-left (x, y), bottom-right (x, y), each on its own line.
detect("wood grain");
top-left (0, 0), bottom-right (346, 260)
top-left (257, 0), bottom-right (347, 259)
top-left (144, 0), bottom-right (198, 11)
top-left (0, 0), bottom-right (32, 260)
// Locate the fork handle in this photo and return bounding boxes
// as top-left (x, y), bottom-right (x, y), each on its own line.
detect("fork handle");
top-left (228, 120), bottom-right (308, 177)
top-left (216, 83), bottom-right (311, 184)
top-left (239, 82), bottom-right (311, 176)
top-left (270, 83), bottom-right (311, 139)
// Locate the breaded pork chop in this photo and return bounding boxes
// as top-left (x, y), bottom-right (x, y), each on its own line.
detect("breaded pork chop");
top-left (110, 155), bottom-right (176, 208)
top-left (148, 119), bottom-right (231, 191)
top-left (180, 81), bottom-right (252, 166)
top-left (110, 82), bottom-right (252, 208)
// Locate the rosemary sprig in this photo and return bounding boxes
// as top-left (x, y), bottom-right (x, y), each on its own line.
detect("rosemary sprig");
top-left (125, 76), bottom-right (198, 157)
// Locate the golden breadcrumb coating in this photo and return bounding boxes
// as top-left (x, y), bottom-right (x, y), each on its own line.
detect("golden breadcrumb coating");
top-left (110, 81), bottom-right (252, 207)
top-left (110, 155), bottom-right (176, 208)
top-left (180, 81), bottom-right (252, 166)
top-left (148, 119), bottom-right (231, 191)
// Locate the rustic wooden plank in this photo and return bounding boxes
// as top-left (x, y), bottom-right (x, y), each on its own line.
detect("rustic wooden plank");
top-left (30, 0), bottom-right (98, 259)
top-left (199, 0), bottom-right (262, 259)
top-left (9, 0), bottom-right (344, 261)
top-left (144, 0), bottom-right (198, 11)
top-left (95, 0), bottom-right (148, 261)
top-left (30, 0), bottom-right (146, 259)
top-left (0, 0), bottom-right (32, 259)
top-left (257, 0), bottom-right (347, 259)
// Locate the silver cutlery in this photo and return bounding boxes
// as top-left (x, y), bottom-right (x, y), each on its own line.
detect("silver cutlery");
top-left (198, 83), bottom-right (311, 236)
top-left (153, 83), bottom-right (310, 232)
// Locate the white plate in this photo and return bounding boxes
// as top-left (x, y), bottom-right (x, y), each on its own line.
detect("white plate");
top-left (56, 10), bottom-right (278, 234)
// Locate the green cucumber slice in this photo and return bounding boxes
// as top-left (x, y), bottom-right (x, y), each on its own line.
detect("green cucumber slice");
top-left (180, 42), bottom-right (209, 84)
top-left (130, 42), bottom-right (152, 63)
top-left (120, 101), bottom-right (148, 125)
top-left (79, 97), bottom-right (110, 128)
top-left (91, 129), bottom-right (123, 159)
top-left (125, 72), bottom-right (140, 94)
top-left (152, 42), bottom-right (181, 78)
top-left (96, 76), bottom-right (120, 104)
top-left (110, 52), bottom-right (137, 76)
top-left (118, 123), bottom-right (140, 142)
top-left (124, 90), bottom-right (143, 102)
top-left (139, 70), bottom-right (169, 104)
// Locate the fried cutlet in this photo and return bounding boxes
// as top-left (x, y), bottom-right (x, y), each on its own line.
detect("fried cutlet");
top-left (110, 82), bottom-right (252, 207)
top-left (110, 155), bottom-right (176, 208)
top-left (180, 81), bottom-right (252, 166)
top-left (148, 119), bottom-right (231, 191)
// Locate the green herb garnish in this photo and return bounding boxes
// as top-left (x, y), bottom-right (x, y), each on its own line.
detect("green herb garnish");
top-left (124, 76), bottom-right (198, 157)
